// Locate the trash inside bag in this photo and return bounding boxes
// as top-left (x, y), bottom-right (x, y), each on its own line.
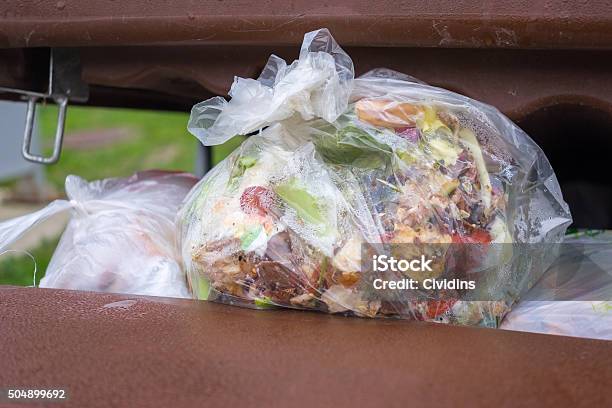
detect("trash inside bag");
top-left (501, 231), bottom-right (612, 340)
top-left (179, 29), bottom-right (571, 327)
top-left (0, 170), bottom-right (197, 298)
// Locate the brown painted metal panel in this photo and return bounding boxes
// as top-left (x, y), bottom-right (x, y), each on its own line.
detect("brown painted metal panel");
top-left (1, 0), bottom-right (612, 49)
top-left (74, 46), bottom-right (612, 120)
top-left (1, 1), bottom-right (611, 115)
top-left (3, 46), bottom-right (611, 121)
top-left (1, 286), bottom-right (611, 407)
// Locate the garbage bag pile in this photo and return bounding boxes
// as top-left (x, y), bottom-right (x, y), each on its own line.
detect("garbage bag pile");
top-left (0, 170), bottom-right (196, 298)
top-left (178, 29), bottom-right (572, 327)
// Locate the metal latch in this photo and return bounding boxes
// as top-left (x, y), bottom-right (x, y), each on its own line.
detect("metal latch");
top-left (0, 49), bottom-right (89, 164)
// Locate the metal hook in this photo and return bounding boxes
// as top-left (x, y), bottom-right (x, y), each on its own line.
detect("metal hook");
top-left (22, 96), bottom-right (68, 164)
top-left (0, 48), bottom-right (88, 165)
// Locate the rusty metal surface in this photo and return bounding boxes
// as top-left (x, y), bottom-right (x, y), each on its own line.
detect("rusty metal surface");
top-left (1, 0), bottom-right (612, 49)
top-left (1, 286), bottom-right (611, 407)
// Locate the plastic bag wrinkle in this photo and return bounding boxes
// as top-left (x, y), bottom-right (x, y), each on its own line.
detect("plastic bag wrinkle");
top-left (188, 28), bottom-right (354, 146)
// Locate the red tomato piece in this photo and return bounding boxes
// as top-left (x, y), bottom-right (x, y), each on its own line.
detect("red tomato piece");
top-left (426, 299), bottom-right (456, 319)
top-left (452, 229), bottom-right (491, 244)
top-left (240, 186), bottom-right (275, 216)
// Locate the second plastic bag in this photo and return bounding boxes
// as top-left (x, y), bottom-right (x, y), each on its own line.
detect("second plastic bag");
top-left (0, 170), bottom-right (197, 298)
top-left (179, 29), bottom-right (571, 327)
top-left (501, 231), bottom-right (612, 340)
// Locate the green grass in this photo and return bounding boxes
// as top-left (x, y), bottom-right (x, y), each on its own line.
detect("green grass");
top-left (1, 105), bottom-right (244, 286)
top-left (38, 105), bottom-right (199, 189)
top-left (212, 135), bottom-right (245, 165)
top-left (0, 237), bottom-right (60, 286)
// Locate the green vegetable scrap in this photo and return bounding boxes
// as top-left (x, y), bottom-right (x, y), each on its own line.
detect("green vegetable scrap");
top-left (241, 225), bottom-right (264, 250)
top-left (274, 178), bottom-right (327, 226)
top-left (254, 296), bottom-right (276, 308)
top-left (228, 155), bottom-right (258, 189)
top-left (313, 125), bottom-right (392, 169)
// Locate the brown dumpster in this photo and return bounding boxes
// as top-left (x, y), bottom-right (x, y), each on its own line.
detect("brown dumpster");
top-left (1, 1), bottom-right (611, 406)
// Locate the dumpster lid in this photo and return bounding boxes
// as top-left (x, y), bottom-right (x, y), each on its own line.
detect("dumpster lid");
top-left (1, 0), bottom-right (612, 49)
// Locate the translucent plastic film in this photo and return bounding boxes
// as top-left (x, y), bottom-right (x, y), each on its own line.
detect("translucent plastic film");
top-left (180, 29), bottom-right (571, 327)
top-left (502, 231), bottom-right (612, 340)
top-left (0, 170), bottom-right (197, 298)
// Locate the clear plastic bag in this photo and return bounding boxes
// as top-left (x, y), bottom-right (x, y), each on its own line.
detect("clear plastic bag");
top-left (179, 29), bottom-right (571, 327)
top-left (501, 231), bottom-right (612, 340)
top-left (0, 170), bottom-right (197, 298)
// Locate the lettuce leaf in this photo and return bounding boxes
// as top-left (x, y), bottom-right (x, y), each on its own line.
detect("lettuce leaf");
top-left (274, 178), bottom-right (326, 226)
top-left (313, 125), bottom-right (392, 169)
